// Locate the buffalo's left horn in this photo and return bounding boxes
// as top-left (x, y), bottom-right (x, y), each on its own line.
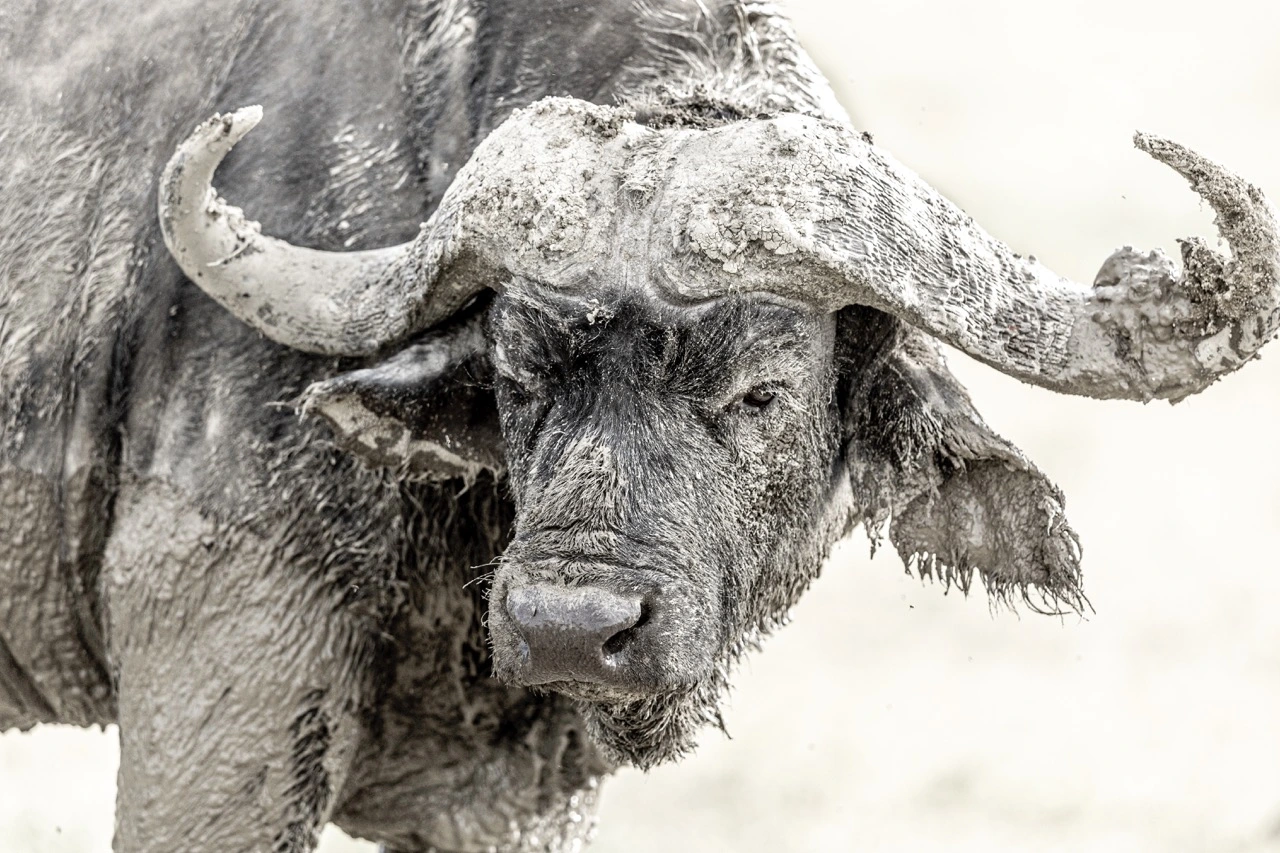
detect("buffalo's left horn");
top-left (667, 117), bottom-right (1280, 402)
top-left (158, 107), bottom-right (499, 356)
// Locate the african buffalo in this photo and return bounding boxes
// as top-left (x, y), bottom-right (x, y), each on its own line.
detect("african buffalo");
top-left (2, 1), bottom-right (1277, 851)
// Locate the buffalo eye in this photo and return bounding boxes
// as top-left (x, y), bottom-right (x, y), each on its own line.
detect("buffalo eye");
top-left (736, 386), bottom-right (777, 412)
top-left (495, 370), bottom-right (542, 407)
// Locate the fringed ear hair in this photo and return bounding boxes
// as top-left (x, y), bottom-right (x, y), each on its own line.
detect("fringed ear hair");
top-left (839, 312), bottom-right (1087, 615)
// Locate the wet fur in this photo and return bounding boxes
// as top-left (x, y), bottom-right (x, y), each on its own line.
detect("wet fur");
top-left (488, 284), bottom-right (844, 766)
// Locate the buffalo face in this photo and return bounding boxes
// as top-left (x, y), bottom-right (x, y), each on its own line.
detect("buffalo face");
top-left (301, 280), bottom-right (1089, 770)
top-left (484, 280), bottom-right (842, 766)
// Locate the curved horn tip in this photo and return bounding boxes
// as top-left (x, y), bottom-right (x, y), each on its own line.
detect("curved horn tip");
top-left (162, 106), bottom-right (266, 213)
top-left (1132, 131), bottom-right (1212, 179)
top-left (1134, 130), bottom-right (1273, 218)
top-left (1133, 130), bottom-right (1179, 159)
top-left (225, 103), bottom-right (264, 134)
top-left (197, 104), bottom-right (264, 149)
top-left (162, 106), bottom-right (265, 207)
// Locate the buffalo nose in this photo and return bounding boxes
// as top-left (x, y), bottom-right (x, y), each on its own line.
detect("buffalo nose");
top-left (505, 585), bottom-right (644, 685)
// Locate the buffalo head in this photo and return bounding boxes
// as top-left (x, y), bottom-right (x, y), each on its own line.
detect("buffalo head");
top-left (158, 99), bottom-right (1280, 765)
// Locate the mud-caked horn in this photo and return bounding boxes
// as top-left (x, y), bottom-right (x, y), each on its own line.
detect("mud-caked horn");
top-left (158, 107), bottom-right (509, 356)
top-left (655, 115), bottom-right (1280, 402)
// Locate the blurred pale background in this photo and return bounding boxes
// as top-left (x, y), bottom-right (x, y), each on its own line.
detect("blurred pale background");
top-left (3, 1), bottom-right (1279, 851)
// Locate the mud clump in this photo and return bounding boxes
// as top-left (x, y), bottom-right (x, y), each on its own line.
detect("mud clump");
top-left (629, 85), bottom-right (775, 131)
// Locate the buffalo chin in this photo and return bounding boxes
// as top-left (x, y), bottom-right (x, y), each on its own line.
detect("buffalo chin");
top-left (571, 669), bottom-right (732, 770)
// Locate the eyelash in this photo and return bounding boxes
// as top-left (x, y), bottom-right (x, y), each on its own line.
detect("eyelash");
top-left (496, 371), bottom-right (541, 402)
top-left (733, 386), bottom-right (778, 414)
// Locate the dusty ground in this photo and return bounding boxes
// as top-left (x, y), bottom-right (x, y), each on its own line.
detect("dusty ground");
top-left (3, 0), bottom-right (1279, 850)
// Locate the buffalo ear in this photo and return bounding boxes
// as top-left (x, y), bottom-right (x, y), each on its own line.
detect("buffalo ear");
top-left (300, 313), bottom-right (504, 481)
top-left (838, 308), bottom-right (1086, 615)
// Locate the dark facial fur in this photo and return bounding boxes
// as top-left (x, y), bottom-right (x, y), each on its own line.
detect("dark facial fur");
top-left (484, 279), bottom-right (846, 767)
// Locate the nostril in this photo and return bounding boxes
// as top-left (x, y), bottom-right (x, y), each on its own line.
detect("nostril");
top-left (602, 600), bottom-right (649, 658)
top-left (601, 628), bottom-right (629, 658)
